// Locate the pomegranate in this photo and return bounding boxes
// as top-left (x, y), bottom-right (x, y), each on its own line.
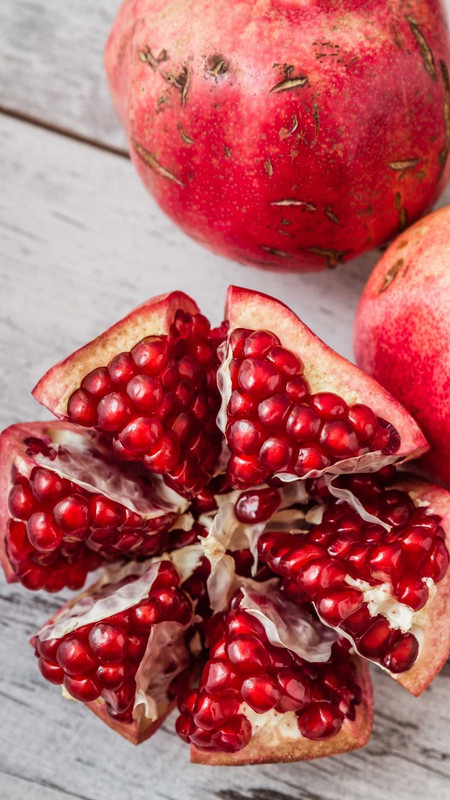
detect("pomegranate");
top-left (354, 205), bottom-right (450, 487)
top-left (257, 471), bottom-right (450, 696)
top-left (0, 421), bottom-right (192, 592)
top-left (2, 285), bottom-right (448, 762)
top-left (105, 0), bottom-right (450, 272)
top-left (31, 556), bottom-right (197, 743)
top-left (181, 584), bottom-right (373, 765)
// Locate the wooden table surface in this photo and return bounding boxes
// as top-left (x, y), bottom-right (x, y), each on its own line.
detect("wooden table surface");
top-left (1, 3), bottom-right (450, 798)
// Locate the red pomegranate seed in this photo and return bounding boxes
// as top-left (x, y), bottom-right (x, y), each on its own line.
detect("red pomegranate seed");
top-left (229, 390), bottom-right (257, 418)
top-left (267, 346), bottom-right (302, 376)
top-left (242, 330), bottom-right (281, 358)
top-left (319, 421), bottom-right (359, 457)
top-left (131, 597), bottom-right (162, 630)
top-left (126, 374), bottom-right (163, 411)
top-left (89, 496), bottom-right (122, 529)
top-left (297, 558), bottom-right (347, 594)
top-left (347, 404), bottom-right (377, 442)
top-left (131, 337), bottom-right (169, 374)
top-left (317, 588), bottom-right (364, 626)
top-left (297, 702), bottom-right (343, 740)
top-left (81, 367), bottom-right (113, 397)
top-left (202, 659), bottom-right (241, 696)
top-left (64, 675), bottom-right (101, 703)
top-left (227, 455), bottom-right (268, 488)
top-left (241, 674), bottom-right (281, 713)
top-left (193, 694), bottom-right (240, 730)
top-left (53, 495), bottom-right (89, 536)
top-left (394, 574), bottom-right (429, 610)
top-left (356, 617), bottom-right (392, 658)
top-left (422, 539), bottom-right (450, 582)
top-left (399, 528), bottom-right (435, 569)
top-left (118, 416), bottom-right (163, 454)
top-left (234, 487), bottom-right (281, 524)
top-left (257, 394), bottom-right (292, 430)
top-left (285, 376), bottom-right (309, 401)
top-left (276, 670), bottom-right (311, 712)
top-left (341, 605), bottom-right (372, 635)
top-left (143, 432), bottom-right (181, 472)
top-left (97, 393), bottom-right (132, 432)
top-left (88, 623), bottom-right (127, 662)
top-left (56, 637), bottom-right (97, 675)
top-left (107, 352), bottom-right (136, 384)
top-left (26, 512), bottom-right (63, 553)
top-left (38, 658), bottom-right (65, 685)
top-left (226, 635), bottom-right (271, 675)
top-left (368, 543), bottom-right (402, 581)
top-left (210, 715), bottom-right (252, 753)
top-left (286, 405), bottom-right (321, 441)
top-left (31, 468), bottom-right (65, 504)
top-left (229, 328), bottom-right (251, 357)
top-left (280, 543), bottom-right (328, 574)
top-left (238, 358), bottom-right (284, 398)
top-left (294, 445), bottom-right (331, 476)
top-left (8, 482), bottom-right (37, 520)
top-left (227, 419), bottom-right (265, 455)
top-left (175, 714), bottom-right (193, 743)
top-left (226, 610), bottom-right (265, 639)
top-left (312, 393), bottom-right (348, 419)
top-left (67, 389), bottom-right (98, 426)
top-left (96, 663), bottom-right (126, 689)
top-left (381, 633), bottom-right (419, 673)
top-left (259, 437), bottom-right (292, 471)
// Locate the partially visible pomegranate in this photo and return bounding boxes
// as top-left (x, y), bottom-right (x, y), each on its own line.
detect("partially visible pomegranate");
top-left (0, 422), bottom-right (189, 592)
top-left (258, 471), bottom-right (450, 696)
top-left (32, 557), bottom-right (196, 743)
top-left (181, 584), bottom-right (373, 765)
top-left (354, 206), bottom-right (450, 488)
top-left (105, 0), bottom-right (450, 272)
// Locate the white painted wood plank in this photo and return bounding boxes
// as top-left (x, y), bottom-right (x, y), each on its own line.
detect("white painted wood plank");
top-left (1, 110), bottom-right (450, 800)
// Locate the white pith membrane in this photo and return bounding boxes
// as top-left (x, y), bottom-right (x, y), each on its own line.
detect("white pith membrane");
top-left (201, 482), bottom-right (309, 613)
top-left (223, 582), bottom-right (339, 746)
top-left (38, 545), bottom-right (203, 722)
top-left (25, 425), bottom-right (190, 519)
top-left (217, 333), bottom-right (406, 482)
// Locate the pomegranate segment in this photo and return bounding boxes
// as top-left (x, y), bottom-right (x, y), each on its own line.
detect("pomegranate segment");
top-left (177, 586), bottom-right (372, 763)
top-left (258, 471), bottom-right (450, 680)
top-left (32, 558), bottom-right (195, 743)
top-left (0, 422), bottom-right (189, 592)
top-left (33, 292), bottom-right (226, 497)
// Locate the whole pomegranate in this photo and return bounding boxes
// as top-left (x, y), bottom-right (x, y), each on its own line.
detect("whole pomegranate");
top-left (105, 0), bottom-right (450, 272)
top-left (354, 205), bottom-right (450, 487)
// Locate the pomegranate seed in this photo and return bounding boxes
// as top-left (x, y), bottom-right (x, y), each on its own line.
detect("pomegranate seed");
top-left (259, 437), bottom-right (292, 471)
top-left (227, 419), bottom-right (265, 455)
top-left (285, 376), bottom-right (309, 401)
top-left (8, 482), bottom-right (37, 520)
top-left (102, 679), bottom-right (136, 713)
top-left (227, 455), bottom-right (268, 488)
top-left (131, 337), bottom-right (169, 374)
top-left (193, 694), bottom-right (240, 730)
top-left (229, 390), bottom-right (257, 418)
top-left (57, 638), bottom-right (97, 675)
top-left (341, 605), bottom-right (372, 635)
top-left (37, 637), bottom-right (60, 661)
top-left (38, 658), bottom-right (65, 685)
top-left (210, 715), bottom-right (252, 753)
top-left (177, 688), bottom-right (198, 715)
top-left (53, 495), bottom-right (89, 536)
top-left (89, 496), bottom-right (122, 529)
top-left (97, 393), bottom-right (132, 432)
top-left (26, 512), bottom-right (63, 553)
top-left (31, 468), bottom-right (65, 503)
top-left (319, 420), bottom-right (359, 457)
top-left (317, 588), bottom-right (364, 626)
top-left (297, 702), bottom-right (343, 740)
top-left (280, 543), bottom-right (328, 574)
top-left (276, 671), bottom-right (311, 712)
top-left (381, 633), bottom-right (419, 673)
top-left (241, 674), bottom-right (281, 713)
top-left (399, 527), bottom-right (435, 569)
top-left (356, 617), bottom-right (392, 658)
top-left (126, 374), bottom-right (163, 411)
top-left (175, 714), bottom-right (193, 743)
top-left (234, 487), bottom-right (281, 524)
top-left (108, 352), bottom-right (136, 384)
top-left (96, 663), bottom-right (126, 689)
top-left (297, 558), bottom-right (347, 594)
top-left (238, 358), bottom-right (284, 398)
top-left (143, 432), bottom-right (181, 472)
top-left (226, 610), bottom-right (266, 639)
top-left (348, 404), bottom-right (377, 442)
top-left (226, 635), bottom-right (271, 674)
top-left (81, 367), bottom-right (113, 397)
top-left (294, 445), bottom-right (331, 476)
top-left (118, 416), bottom-right (163, 454)
top-left (257, 394), bottom-right (292, 430)
top-left (422, 539), bottom-right (450, 582)
top-left (312, 393), bottom-right (348, 418)
top-left (131, 598), bottom-right (162, 630)
top-left (88, 624), bottom-right (127, 662)
top-left (229, 328), bottom-right (251, 357)
top-left (267, 346), bottom-right (302, 376)
top-left (242, 330), bottom-right (281, 358)
top-left (286, 405), bottom-right (321, 441)
top-left (202, 659), bottom-right (241, 696)
top-left (368, 543), bottom-right (402, 581)
top-left (67, 389), bottom-right (98, 426)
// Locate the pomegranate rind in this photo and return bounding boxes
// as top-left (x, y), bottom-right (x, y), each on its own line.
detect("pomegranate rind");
top-left (390, 477), bottom-right (450, 696)
top-left (224, 286), bottom-right (428, 463)
top-left (190, 657), bottom-right (373, 765)
top-left (32, 291), bottom-right (200, 417)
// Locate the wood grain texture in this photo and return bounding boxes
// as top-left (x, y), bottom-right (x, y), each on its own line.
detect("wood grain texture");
top-left (1, 0), bottom-right (450, 797)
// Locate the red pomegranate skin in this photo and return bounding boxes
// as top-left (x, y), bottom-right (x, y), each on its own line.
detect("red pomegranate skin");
top-left (354, 205), bottom-right (450, 486)
top-left (105, 0), bottom-right (450, 272)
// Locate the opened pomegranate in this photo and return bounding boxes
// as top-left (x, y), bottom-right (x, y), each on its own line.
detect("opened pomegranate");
top-left (105, 0), bottom-right (450, 272)
top-left (32, 556), bottom-right (196, 743)
top-left (354, 205), bottom-right (450, 488)
top-left (2, 285), bottom-right (449, 762)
